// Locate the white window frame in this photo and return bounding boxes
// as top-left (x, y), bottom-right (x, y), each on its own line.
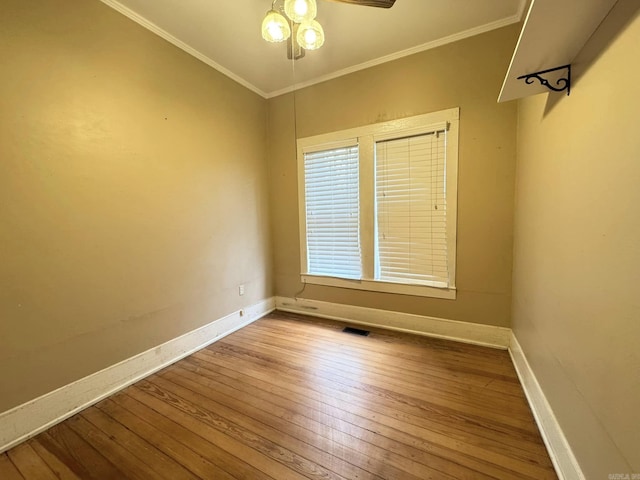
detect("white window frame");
top-left (297, 108), bottom-right (459, 299)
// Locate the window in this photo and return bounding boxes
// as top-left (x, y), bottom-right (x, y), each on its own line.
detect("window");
top-left (297, 108), bottom-right (458, 299)
top-left (304, 143), bottom-right (361, 279)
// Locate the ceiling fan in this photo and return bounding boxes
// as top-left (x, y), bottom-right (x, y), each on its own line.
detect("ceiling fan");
top-left (262, 0), bottom-right (396, 58)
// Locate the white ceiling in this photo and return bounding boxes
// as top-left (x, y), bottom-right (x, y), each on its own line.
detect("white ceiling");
top-left (101, 0), bottom-right (527, 98)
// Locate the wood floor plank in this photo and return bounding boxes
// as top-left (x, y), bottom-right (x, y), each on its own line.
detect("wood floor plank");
top-left (237, 321), bottom-right (525, 397)
top-left (80, 407), bottom-right (201, 480)
top-left (0, 452), bottom-right (26, 480)
top-left (165, 362), bottom-right (495, 480)
top-left (7, 442), bottom-right (59, 480)
top-left (141, 377), bottom-right (362, 480)
top-left (191, 344), bottom-right (556, 479)
top-left (96, 397), bottom-right (237, 480)
top-left (251, 315), bottom-right (517, 374)
top-left (159, 368), bottom-right (447, 480)
top-left (240, 320), bottom-right (522, 401)
top-left (221, 331), bottom-right (534, 421)
top-left (1, 312), bottom-right (557, 480)
top-left (110, 391), bottom-right (276, 480)
top-left (29, 440), bottom-right (81, 480)
top-left (39, 424), bottom-right (127, 480)
top-left (128, 383), bottom-right (309, 480)
top-left (65, 414), bottom-right (162, 480)
top-left (249, 317), bottom-right (509, 365)
top-left (227, 326), bottom-right (529, 418)
top-left (177, 356), bottom-right (542, 480)
top-left (195, 342), bottom-right (544, 453)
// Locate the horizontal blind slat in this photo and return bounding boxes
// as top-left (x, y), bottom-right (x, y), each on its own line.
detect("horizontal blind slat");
top-left (305, 145), bottom-right (361, 280)
top-left (375, 132), bottom-right (450, 286)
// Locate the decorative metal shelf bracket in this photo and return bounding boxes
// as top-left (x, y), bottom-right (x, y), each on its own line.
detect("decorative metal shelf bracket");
top-left (517, 64), bottom-right (571, 95)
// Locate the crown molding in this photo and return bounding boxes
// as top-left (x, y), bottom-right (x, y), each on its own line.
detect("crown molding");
top-left (266, 12), bottom-right (524, 98)
top-left (99, 0), bottom-right (269, 98)
top-left (100, 0), bottom-right (526, 100)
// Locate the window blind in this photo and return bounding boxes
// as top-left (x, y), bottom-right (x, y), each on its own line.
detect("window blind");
top-left (304, 145), bottom-right (361, 279)
top-left (375, 130), bottom-right (449, 286)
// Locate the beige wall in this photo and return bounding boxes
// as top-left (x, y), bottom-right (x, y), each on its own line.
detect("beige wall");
top-left (268, 25), bottom-right (519, 327)
top-left (512, 3), bottom-right (640, 477)
top-left (0, 0), bottom-right (271, 412)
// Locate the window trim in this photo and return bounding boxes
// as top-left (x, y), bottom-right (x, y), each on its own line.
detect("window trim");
top-left (297, 108), bottom-right (459, 299)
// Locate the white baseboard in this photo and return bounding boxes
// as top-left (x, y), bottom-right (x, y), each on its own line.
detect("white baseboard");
top-left (509, 332), bottom-right (585, 480)
top-left (275, 296), bottom-right (511, 349)
top-left (0, 297), bottom-right (275, 454)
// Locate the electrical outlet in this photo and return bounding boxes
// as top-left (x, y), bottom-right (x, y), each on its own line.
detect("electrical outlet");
top-left (238, 284), bottom-right (245, 296)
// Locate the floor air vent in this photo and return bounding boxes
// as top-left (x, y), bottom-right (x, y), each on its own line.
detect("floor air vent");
top-left (342, 327), bottom-right (370, 336)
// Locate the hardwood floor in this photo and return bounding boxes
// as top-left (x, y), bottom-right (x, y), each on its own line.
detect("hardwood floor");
top-left (0, 312), bottom-right (558, 479)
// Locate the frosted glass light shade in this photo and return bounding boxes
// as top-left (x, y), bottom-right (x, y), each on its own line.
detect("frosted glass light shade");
top-left (261, 10), bottom-right (291, 43)
top-left (297, 19), bottom-right (325, 50)
top-left (284, 0), bottom-right (317, 23)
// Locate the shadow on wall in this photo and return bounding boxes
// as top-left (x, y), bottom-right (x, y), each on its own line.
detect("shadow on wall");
top-left (544, 0), bottom-right (640, 116)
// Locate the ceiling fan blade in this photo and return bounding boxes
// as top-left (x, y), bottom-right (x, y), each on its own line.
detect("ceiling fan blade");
top-left (325, 0), bottom-right (396, 8)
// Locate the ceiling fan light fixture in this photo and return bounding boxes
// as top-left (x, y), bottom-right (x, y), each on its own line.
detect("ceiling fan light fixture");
top-left (296, 19), bottom-right (324, 50)
top-left (284, 0), bottom-right (317, 23)
top-left (261, 9), bottom-right (291, 43)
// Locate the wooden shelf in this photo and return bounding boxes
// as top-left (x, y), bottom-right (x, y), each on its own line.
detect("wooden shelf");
top-left (498, 0), bottom-right (618, 103)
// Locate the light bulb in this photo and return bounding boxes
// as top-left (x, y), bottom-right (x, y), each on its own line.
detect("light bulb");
top-left (297, 19), bottom-right (324, 50)
top-left (268, 23), bottom-right (285, 41)
top-left (284, 0), bottom-right (317, 23)
top-left (304, 29), bottom-right (317, 45)
top-left (294, 0), bottom-right (308, 17)
top-left (261, 10), bottom-right (291, 43)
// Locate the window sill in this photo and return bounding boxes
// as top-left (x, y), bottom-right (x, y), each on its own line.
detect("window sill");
top-left (301, 274), bottom-right (457, 300)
